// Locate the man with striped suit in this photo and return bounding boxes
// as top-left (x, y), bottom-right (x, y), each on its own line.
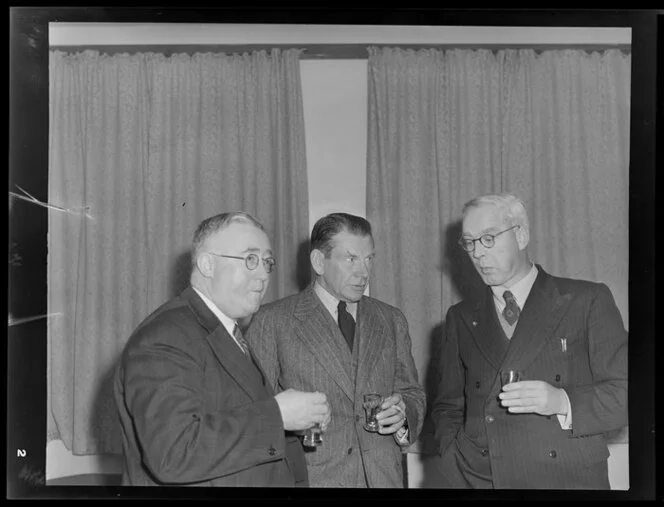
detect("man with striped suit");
top-left (246, 213), bottom-right (426, 488)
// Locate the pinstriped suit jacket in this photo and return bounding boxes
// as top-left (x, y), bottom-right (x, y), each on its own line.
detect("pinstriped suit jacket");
top-left (246, 283), bottom-right (426, 488)
top-left (113, 287), bottom-right (307, 487)
top-left (431, 266), bottom-right (628, 489)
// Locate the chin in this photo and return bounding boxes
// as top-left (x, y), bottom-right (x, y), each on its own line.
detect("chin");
top-left (481, 275), bottom-right (501, 286)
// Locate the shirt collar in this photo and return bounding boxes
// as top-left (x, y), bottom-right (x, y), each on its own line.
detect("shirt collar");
top-left (491, 263), bottom-right (538, 311)
top-left (192, 286), bottom-right (237, 337)
top-left (314, 281), bottom-right (358, 320)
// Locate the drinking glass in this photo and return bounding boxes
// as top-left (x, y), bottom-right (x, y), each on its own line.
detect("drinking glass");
top-left (500, 369), bottom-right (522, 386)
top-left (362, 393), bottom-right (383, 432)
top-left (302, 423), bottom-right (323, 447)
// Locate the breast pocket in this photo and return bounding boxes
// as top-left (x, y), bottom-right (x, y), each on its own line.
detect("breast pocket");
top-left (539, 332), bottom-right (573, 388)
top-left (546, 330), bottom-right (588, 388)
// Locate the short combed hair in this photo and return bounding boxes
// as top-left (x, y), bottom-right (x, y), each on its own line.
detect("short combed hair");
top-left (462, 193), bottom-right (529, 230)
top-left (191, 211), bottom-right (265, 271)
top-left (310, 213), bottom-right (373, 257)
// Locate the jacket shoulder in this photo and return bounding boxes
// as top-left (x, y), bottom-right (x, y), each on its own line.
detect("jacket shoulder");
top-left (548, 273), bottom-right (609, 297)
top-left (362, 296), bottom-right (407, 321)
top-left (254, 291), bottom-right (302, 315)
top-left (124, 298), bottom-right (197, 351)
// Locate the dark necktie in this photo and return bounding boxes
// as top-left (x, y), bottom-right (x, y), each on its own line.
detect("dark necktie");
top-left (502, 290), bottom-right (520, 326)
top-left (233, 323), bottom-right (250, 356)
top-left (337, 301), bottom-right (356, 351)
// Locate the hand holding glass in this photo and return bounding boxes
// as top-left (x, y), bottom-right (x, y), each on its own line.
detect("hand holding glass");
top-left (362, 393), bottom-right (383, 432)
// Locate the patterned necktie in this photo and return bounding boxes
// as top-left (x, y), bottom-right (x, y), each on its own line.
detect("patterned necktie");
top-left (502, 290), bottom-right (521, 326)
top-left (233, 323), bottom-right (250, 356)
top-left (337, 301), bottom-right (356, 351)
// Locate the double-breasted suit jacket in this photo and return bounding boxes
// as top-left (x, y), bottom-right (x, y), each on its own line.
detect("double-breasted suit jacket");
top-left (114, 287), bottom-right (307, 487)
top-left (246, 284), bottom-right (426, 488)
top-left (431, 266), bottom-right (627, 489)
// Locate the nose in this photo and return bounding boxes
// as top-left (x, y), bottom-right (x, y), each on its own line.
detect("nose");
top-left (472, 241), bottom-right (486, 259)
top-left (255, 261), bottom-right (270, 280)
top-left (354, 259), bottom-right (370, 278)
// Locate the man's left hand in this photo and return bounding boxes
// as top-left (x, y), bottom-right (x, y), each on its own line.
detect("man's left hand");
top-left (499, 381), bottom-right (568, 416)
top-left (375, 393), bottom-right (407, 434)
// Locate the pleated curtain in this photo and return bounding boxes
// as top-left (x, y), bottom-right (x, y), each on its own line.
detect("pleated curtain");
top-left (366, 47), bottom-right (630, 451)
top-left (48, 49), bottom-right (309, 455)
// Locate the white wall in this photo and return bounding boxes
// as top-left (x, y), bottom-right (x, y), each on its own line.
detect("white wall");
top-left (301, 59), bottom-right (368, 232)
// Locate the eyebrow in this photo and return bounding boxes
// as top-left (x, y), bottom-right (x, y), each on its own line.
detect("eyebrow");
top-left (241, 247), bottom-right (274, 256)
top-left (462, 227), bottom-right (501, 238)
top-left (344, 249), bottom-right (374, 257)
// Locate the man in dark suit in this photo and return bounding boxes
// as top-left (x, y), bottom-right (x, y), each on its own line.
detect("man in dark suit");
top-left (430, 193), bottom-right (628, 489)
top-left (246, 213), bottom-right (426, 488)
top-left (114, 211), bottom-right (330, 487)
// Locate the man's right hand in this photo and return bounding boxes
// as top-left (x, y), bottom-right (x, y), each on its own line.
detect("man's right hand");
top-left (274, 389), bottom-right (330, 431)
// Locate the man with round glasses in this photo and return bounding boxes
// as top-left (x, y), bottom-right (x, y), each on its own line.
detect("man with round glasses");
top-left (431, 193), bottom-right (627, 489)
top-left (114, 211), bottom-right (330, 487)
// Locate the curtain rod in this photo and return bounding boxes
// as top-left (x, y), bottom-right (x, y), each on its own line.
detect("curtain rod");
top-left (49, 43), bottom-right (631, 59)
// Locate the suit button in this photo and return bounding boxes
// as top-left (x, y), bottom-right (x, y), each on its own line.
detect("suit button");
top-left (555, 374), bottom-right (561, 381)
top-left (355, 415), bottom-right (360, 422)
top-left (268, 447), bottom-right (276, 456)
top-left (481, 449), bottom-right (489, 457)
top-left (347, 448), bottom-right (353, 455)
top-left (549, 450), bottom-right (557, 458)
top-left (485, 415), bottom-right (494, 423)
top-left (475, 381), bottom-right (481, 388)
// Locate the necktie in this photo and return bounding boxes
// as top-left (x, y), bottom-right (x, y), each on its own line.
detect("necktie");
top-left (337, 301), bottom-right (356, 351)
top-left (233, 323), bottom-right (250, 356)
top-left (502, 290), bottom-right (520, 326)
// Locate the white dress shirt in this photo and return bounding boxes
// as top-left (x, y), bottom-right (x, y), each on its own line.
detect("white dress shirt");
top-left (192, 287), bottom-right (247, 355)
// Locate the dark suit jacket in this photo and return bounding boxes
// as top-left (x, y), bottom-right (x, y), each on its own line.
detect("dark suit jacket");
top-left (430, 266), bottom-right (627, 489)
top-left (246, 283), bottom-right (426, 488)
top-left (113, 286), bottom-right (308, 487)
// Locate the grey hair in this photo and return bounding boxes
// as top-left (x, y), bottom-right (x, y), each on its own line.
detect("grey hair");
top-left (191, 211), bottom-right (265, 272)
top-left (462, 193), bottom-right (529, 231)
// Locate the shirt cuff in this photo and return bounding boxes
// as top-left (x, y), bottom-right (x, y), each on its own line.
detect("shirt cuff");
top-left (395, 420), bottom-right (409, 444)
top-left (556, 389), bottom-right (573, 430)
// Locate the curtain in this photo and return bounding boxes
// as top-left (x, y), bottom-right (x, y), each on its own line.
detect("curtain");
top-left (48, 49), bottom-right (309, 455)
top-left (366, 47), bottom-right (630, 452)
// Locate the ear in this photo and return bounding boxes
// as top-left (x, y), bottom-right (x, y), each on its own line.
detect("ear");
top-left (196, 253), bottom-right (215, 279)
top-left (310, 249), bottom-right (325, 276)
top-left (516, 224), bottom-right (530, 251)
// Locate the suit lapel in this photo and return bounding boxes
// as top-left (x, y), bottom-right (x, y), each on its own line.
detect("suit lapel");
top-left (183, 287), bottom-right (267, 400)
top-left (355, 298), bottom-right (388, 394)
top-left (293, 286), bottom-right (355, 401)
top-left (501, 267), bottom-right (574, 370)
top-left (460, 288), bottom-right (507, 371)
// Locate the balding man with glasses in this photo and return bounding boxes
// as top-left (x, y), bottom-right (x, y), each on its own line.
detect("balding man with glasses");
top-left (114, 211), bottom-right (330, 487)
top-left (430, 193), bottom-right (627, 489)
